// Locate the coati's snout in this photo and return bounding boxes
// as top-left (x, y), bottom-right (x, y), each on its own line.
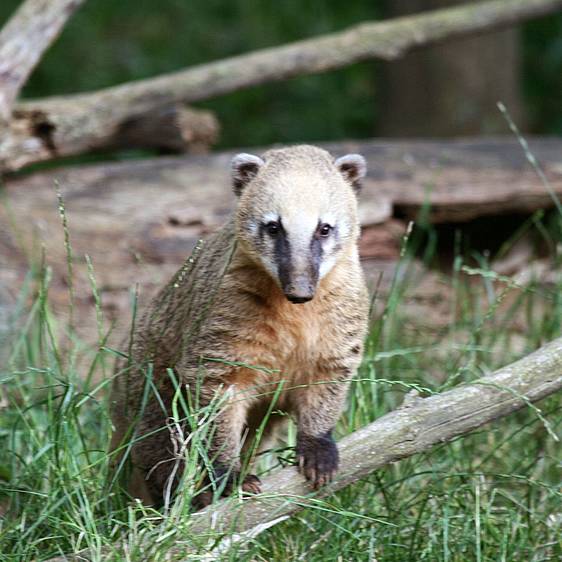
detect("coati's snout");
top-left (231, 146), bottom-right (367, 301)
top-left (268, 218), bottom-right (321, 303)
top-left (283, 277), bottom-right (316, 304)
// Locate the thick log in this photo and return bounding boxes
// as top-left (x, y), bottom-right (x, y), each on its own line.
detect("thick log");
top-left (1, 138), bottom-right (561, 348)
top-left (0, 0), bottom-right (86, 121)
top-left (3, 0), bottom-right (562, 171)
top-left (46, 336), bottom-right (562, 561)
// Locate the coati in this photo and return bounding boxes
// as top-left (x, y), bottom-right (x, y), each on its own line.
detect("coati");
top-left (109, 144), bottom-right (369, 507)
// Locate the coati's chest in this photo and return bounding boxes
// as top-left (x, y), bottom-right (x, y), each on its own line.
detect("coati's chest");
top-left (223, 301), bottom-right (338, 409)
top-left (228, 283), bottom-right (357, 386)
top-left (189, 257), bottom-right (366, 404)
top-left (256, 296), bottom-right (327, 366)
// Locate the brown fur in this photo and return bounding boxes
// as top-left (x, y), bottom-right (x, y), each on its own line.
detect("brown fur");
top-left (109, 145), bottom-right (369, 507)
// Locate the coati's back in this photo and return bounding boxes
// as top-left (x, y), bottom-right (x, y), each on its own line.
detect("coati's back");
top-left (110, 221), bottom-right (236, 440)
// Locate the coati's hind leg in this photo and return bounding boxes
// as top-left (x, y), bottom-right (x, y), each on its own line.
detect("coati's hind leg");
top-left (107, 410), bottom-right (156, 505)
top-left (110, 376), bottom-right (188, 508)
top-left (112, 376), bottom-right (266, 510)
top-left (241, 406), bottom-right (288, 467)
top-left (201, 405), bottom-right (288, 509)
top-left (129, 406), bottom-right (187, 507)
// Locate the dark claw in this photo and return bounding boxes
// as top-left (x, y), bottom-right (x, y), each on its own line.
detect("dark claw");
top-left (192, 467), bottom-right (261, 510)
top-left (296, 431), bottom-right (339, 490)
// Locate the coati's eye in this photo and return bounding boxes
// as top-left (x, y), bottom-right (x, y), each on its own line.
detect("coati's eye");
top-left (266, 221), bottom-right (281, 237)
top-left (319, 223), bottom-right (333, 237)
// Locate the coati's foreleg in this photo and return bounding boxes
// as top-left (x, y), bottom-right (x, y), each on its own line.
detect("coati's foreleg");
top-left (193, 380), bottom-right (262, 508)
top-left (117, 375), bottom-right (261, 509)
top-left (294, 374), bottom-right (350, 489)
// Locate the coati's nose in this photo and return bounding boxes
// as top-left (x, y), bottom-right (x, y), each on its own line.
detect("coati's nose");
top-left (284, 280), bottom-right (315, 304)
top-left (286, 294), bottom-right (313, 304)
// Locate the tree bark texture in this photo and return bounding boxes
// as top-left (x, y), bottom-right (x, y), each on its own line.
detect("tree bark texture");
top-left (378, 0), bottom-right (525, 136)
top-left (0, 0), bottom-right (86, 122)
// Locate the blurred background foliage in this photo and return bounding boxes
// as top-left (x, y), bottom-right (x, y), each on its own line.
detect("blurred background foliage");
top-left (1, 0), bottom-right (561, 148)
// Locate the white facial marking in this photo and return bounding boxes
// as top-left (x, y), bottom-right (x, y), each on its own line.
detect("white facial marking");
top-left (262, 212), bottom-right (279, 224)
top-left (284, 212), bottom-right (318, 269)
top-left (319, 255), bottom-right (337, 279)
top-left (248, 220), bottom-right (259, 236)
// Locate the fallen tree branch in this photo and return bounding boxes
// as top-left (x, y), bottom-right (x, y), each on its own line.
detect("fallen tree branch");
top-left (0, 0), bottom-right (218, 171)
top-left (0, 0), bottom-right (85, 122)
top-left (0, 101), bottom-right (220, 172)
top-left (48, 336), bottom-right (562, 561)
top-left (3, 0), bottom-right (562, 171)
top-left (186, 337), bottom-right (562, 541)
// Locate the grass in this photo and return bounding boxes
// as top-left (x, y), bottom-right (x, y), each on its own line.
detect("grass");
top-left (0, 203), bottom-right (561, 561)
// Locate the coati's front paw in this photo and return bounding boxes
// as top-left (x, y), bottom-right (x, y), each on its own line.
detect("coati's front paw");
top-left (193, 470), bottom-right (262, 510)
top-left (296, 432), bottom-right (339, 490)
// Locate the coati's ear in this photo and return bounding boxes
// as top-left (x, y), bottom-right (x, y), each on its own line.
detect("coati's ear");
top-left (231, 153), bottom-right (264, 196)
top-left (335, 154), bottom-right (367, 193)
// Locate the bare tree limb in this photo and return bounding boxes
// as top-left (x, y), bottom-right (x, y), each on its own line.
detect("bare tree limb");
top-left (46, 336), bottom-right (562, 561)
top-left (0, 0), bottom-right (86, 122)
top-left (27, 0), bottom-right (562, 113)
top-left (2, 0), bottom-right (562, 172)
top-left (0, 0), bottom-right (218, 170)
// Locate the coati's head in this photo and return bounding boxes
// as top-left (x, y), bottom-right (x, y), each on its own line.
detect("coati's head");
top-left (232, 145), bottom-right (366, 304)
